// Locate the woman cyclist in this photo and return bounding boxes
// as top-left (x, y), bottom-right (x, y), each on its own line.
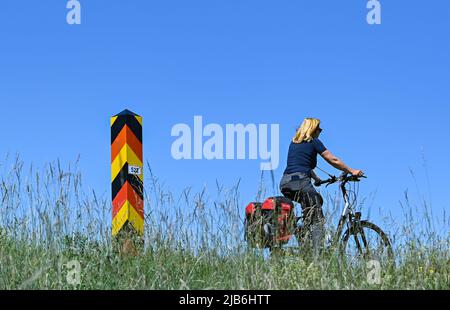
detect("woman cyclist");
top-left (280, 118), bottom-right (364, 254)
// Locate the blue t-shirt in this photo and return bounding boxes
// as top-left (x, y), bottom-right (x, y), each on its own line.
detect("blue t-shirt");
top-left (284, 138), bottom-right (327, 175)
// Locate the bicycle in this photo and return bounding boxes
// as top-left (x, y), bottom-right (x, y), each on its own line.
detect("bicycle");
top-left (316, 173), bottom-right (393, 261)
top-left (245, 173), bottom-right (394, 263)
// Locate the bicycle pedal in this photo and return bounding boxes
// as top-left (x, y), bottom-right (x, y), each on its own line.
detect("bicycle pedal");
top-left (354, 212), bottom-right (362, 220)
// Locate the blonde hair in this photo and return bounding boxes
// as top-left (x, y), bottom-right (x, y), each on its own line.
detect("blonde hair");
top-left (292, 118), bottom-right (321, 143)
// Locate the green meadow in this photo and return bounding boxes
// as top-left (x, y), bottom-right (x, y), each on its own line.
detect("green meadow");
top-left (0, 157), bottom-right (448, 289)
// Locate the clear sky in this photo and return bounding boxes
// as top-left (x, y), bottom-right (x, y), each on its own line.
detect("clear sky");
top-left (0, 1), bottom-right (449, 227)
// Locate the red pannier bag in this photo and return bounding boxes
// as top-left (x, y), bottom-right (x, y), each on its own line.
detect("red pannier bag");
top-left (245, 197), bottom-right (296, 249)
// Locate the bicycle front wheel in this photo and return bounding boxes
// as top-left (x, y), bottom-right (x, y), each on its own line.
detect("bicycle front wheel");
top-left (341, 221), bottom-right (394, 264)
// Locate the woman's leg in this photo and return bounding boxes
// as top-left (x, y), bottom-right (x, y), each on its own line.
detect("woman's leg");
top-left (280, 176), bottom-right (325, 254)
top-left (297, 181), bottom-right (325, 255)
top-left (280, 177), bottom-right (324, 224)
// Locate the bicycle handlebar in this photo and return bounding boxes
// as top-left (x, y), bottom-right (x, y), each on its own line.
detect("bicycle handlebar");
top-left (315, 173), bottom-right (367, 187)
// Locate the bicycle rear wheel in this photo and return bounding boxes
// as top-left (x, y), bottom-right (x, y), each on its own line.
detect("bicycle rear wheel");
top-left (341, 220), bottom-right (394, 264)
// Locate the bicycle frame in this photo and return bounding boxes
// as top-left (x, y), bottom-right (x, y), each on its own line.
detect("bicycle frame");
top-left (332, 180), bottom-right (361, 246)
top-left (340, 181), bottom-right (353, 218)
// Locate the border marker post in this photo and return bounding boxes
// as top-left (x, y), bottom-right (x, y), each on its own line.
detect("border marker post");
top-left (111, 109), bottom-right (144, 253)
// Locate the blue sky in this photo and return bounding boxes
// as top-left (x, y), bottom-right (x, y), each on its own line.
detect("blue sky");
top-left (0, 1), bottom-right (449, 226)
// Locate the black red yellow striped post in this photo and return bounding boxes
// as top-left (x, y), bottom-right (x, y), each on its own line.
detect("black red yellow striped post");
top-left (111, 109), bottom-right (144, 237)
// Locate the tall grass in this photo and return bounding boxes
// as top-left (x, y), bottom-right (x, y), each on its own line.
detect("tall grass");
top-left (0, 156), bottom-right (448, 289)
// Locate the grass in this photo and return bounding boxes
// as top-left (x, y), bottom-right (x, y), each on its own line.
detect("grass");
top-left (0, 156), bottom-right (448, 290)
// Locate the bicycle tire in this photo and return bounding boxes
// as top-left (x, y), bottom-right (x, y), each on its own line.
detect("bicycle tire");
top-left (341, 220), bottom-right (394, 262)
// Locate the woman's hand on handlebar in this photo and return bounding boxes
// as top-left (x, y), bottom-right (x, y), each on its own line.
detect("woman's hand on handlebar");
top-left (349, 169), bottom-right (364, 177)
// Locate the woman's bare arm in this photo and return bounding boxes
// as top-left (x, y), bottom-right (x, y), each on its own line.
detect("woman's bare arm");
top-left (320, 150), bottom-right (363, 176)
